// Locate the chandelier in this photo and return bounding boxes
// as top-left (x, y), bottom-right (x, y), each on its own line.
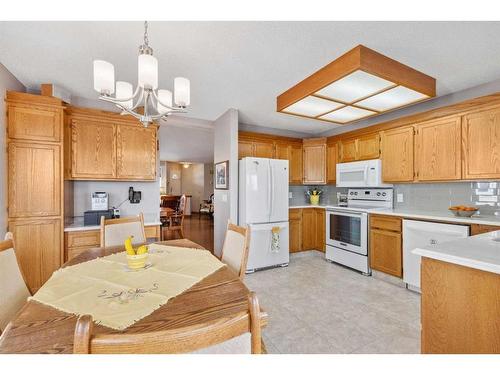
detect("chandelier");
top-left (92, 21), bottom-right (190, 127)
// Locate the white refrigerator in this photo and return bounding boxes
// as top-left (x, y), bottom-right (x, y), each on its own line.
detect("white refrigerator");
top-left (239, 157), bottom-right (289, 272)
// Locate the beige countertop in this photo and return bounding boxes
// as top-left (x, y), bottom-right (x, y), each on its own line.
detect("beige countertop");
top-left (64, 213), bottom-right (162, 232)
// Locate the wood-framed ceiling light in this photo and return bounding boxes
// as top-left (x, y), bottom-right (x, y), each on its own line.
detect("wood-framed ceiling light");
top-left (277, 45), bottom-right (436, 125)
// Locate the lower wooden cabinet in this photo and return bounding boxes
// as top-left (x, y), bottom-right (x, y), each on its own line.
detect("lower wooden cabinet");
top-left (9, 218), bottom-right (62, 293)
top-left (369, 215), bottom-right (402, 277)
top-left (470, 224), bottom-right (500, 235)
top-left (289, 208), bottom-right (325, 252)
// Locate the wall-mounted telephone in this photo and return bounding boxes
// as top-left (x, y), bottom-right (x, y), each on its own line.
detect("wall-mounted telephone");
top-left (129, 186), bottom-right (141, 204)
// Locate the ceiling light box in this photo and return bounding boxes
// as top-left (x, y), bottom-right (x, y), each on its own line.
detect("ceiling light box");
top-left (277, 45), bottom-right (436, 125)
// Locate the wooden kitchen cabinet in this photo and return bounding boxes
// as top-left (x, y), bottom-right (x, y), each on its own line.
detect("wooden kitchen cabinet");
top-left (470, 224), bottom-right (500, 235)
top-left (9, 218), bottom-right (62, 292)
top-left (70, 118), bottom-right (116, 179)
top-left (369, 215), bottom-right (402, 277)
top-left (415, 116), bottom-right (462, 181)
top-left (301, 208), bottom-right (316, 250)
top-left (289, 209), bottom-right (303, 253)
top-left (290, 144), bottom-right (303, 185)
top-left (380, 126), bottom-right (414, 182)
top-left (462, 107), bottom-right (500, 179)
top-left (326, 142), bottom-right (337, 184)
top-left (303, 138), bottom-right (326, 184)
top-left (8, 142), bottom-right (61, 217)
top-left (116, 125), bottom-right (157, 180)
top-left (357, 133), bottom-right (380, 160)
top-left (7, 102), bottom-right (62, 143)
top-left (254, 141), bottom-right (275, 158)
top-left (238, 140), bottom-right (254, 159)
top-left (274, 142), bottom-right (290, 160)
top-left (338, 138), bottom-right (357, 162)
top-left (315, 208), bottom-right (325, 252)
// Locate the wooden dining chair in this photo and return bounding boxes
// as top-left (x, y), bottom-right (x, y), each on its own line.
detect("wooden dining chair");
top-left (164, 194), bottom-right (186, 239)
top-left (0, 232), bottom-right (31, 334)
top-left (73, 292), bottom-right (262, 354)
top-left (100, 213), bottom-right (146, 247)
top-left (220, 221), bottom-right (250, 279)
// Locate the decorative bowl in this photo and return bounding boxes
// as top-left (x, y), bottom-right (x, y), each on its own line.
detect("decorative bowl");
top-left (449, 206), bottom-right (478, 217)
top-left (126, 253), bottom-right (149, 270)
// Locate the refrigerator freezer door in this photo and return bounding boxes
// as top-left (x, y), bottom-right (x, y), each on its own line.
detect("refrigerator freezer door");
top-left (402, 220), bottom-right (469, 290)
top-left (239, 158), bottom-right (271, 225)
top-left (246, 222), bottom-right (289, 271)
top-left (269, 159), bottom-right (289, 223)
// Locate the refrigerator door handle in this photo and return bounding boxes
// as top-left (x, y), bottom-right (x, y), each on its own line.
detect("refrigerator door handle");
top-left (267, 161), bottom-right (272, 221)
top-left (270, 162), bottom-right (274, 220)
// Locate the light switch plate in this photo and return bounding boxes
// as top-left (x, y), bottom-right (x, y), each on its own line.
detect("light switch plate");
top-left (289, 192), bottom-right (293, 199)
top-left (397, 193), bottom-right (404, 203)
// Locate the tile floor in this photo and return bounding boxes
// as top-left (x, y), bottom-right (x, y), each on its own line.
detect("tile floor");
top-left (244, 251), bottom-right (421, 354)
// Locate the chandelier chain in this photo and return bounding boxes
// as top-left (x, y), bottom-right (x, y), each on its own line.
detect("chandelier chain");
top-left (143, 21), bottom-right (149, 46)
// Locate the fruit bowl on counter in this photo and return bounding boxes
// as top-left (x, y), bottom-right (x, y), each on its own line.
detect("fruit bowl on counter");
top-left (449, 205), bottom-right (479, 217)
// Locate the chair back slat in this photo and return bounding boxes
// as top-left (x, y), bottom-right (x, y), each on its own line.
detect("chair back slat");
top-left (100, 213), bottom-right (146, 247)
top-left (220, 222), bottom-right (250, 279)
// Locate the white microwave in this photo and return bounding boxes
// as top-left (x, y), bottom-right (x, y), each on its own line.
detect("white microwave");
top-left (336, 159), bottom-right (392, 188)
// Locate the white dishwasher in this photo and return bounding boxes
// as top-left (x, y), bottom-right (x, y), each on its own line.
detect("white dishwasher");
top-left (402, 219), bottom-right (469, 291)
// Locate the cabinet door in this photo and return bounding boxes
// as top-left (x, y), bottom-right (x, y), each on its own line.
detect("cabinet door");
top-left (303, 144), bottom-right (326, 184)
top-left (339, 139), bottom-right (357, 162)
top-left (357, 133), bottom-right (380, 160)
top-left (8, 142), bottom-right (61, 217)
top-left (315, 209), bottom-right (325, 252)
top-left (116, 125), bottom-right (157, 180)
top-left (326, 143), bottom-right (337, 184)
top-left (9, 218), bottom-right (62, 292)
top-left (71, 119), bottom-right (116, 179)
top-left (8, 104), bottom-right (62, 143)
top-left (381, 126), bottom-right (415, 182)
top-left (238, 140), bottom-right (254, 159)
top-left (301, 208), bottom-right (316, 250)
top-left (275, 143), bottom-right (290, 160)
top-left (290, 144), bottom-right (303, 185)
top-left (463, 108), bottom-right (500, 179)
top-left (254, 141), bottom-right (274, 158)
top-left (370, 229), bottom-right (402, 277)
top-left (415, 116), bottom-right (462, 181)
top-left (289, 209), bottom-right (302, 253)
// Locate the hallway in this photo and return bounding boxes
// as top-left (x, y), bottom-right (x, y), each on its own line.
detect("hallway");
top-left (162, 213), bottom-right (214, 252)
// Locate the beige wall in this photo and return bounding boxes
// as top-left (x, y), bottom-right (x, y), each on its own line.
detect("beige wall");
top-left (181, 163), bottom-right (205, 212)
top-left (0, 64), bottom-right (25, 237)
top-left (204, 163), bottom-right (214, 200)
top-left (166, 162), bottom-right (182, 195)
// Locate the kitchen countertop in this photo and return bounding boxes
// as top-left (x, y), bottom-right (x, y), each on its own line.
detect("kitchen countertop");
top-left (64, 213), bottom-right (162, 232)
top-left (413, 231), bottom-right (500, 275)
top-left (289, 204), bottom-right (500, 226)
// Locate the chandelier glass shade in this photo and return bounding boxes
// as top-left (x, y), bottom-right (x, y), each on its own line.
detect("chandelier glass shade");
top-left (93, 21), bottom-right (190, 127)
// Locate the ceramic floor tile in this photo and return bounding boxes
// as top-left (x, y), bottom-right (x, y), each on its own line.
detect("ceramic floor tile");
top-left (245, 253), bottom-right (421, 354)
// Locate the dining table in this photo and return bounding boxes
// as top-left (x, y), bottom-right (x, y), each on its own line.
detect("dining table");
top-left (0, 239), bottom-right (267, 354)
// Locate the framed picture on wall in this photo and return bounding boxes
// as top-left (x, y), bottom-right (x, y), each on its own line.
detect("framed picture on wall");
top-left (215, 160), bottom-right (229, 190)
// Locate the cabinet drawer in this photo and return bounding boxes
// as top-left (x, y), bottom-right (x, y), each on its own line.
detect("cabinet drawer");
top-left (145, 225), bottom-right (160, 239)
top-left (370, 215), bottom-right (401, 232)
top-left (66, 230), bottom-right (100, 248)
top-left (289, 209), bottom-right (302, 220)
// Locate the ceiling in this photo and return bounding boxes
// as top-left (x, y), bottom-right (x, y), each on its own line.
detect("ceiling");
top-left (1, 21), bottom-right (500, 134)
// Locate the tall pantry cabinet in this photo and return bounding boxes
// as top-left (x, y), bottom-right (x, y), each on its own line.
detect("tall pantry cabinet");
top-left (6, 92), bottom-right (65, 292)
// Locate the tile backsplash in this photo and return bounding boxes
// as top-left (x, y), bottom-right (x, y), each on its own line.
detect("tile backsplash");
top-left (290, 182), bottom-right (500, 216)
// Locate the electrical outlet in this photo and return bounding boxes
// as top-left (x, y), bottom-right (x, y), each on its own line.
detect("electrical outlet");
top-left (289, 192), bottom-right (293, 199)
top-left (397, 193), bottom-right (404, 203)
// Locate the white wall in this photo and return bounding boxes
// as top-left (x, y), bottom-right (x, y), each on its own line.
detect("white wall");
top-left (213, 109), bottom-right (238, 256)
top-left (73, 180), bottom-right (160, 218)
top-left (0, 64), bottom-right (25, 237)
top-left (181, 163), bottom-right (205, 212)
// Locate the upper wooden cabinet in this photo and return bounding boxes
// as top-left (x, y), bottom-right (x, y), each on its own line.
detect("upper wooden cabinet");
top-left (274, 142), bottom-right (290, 160)
top-left (70, 118), bottom-right (116, 179)
top-left (238, 140), bottom-right (254, 159)
top-left (8, 142), bottom-right (61, 217)
top-left (303, 138), bottom-right (326, 184)
top-left (237, 139), bottom-right (274, 159)
top-left (7, 103), bottom-right (62, 143)
top-left (289, 144), bottom-right (303, 185)
top-left (66, 107), bottom-right (157, 181)
top-left (326, 142), bottom-right (337, 184)
top-left (462, 107), bottom-right (500, 179)
top-left (380, 126), bottom-right (414, 182)
top-left (116, 125), bottom-right (157, 180)
top-left (415, 116), bottom-right (462, 181)
top-left (338, 133), bottom-right (380, 163)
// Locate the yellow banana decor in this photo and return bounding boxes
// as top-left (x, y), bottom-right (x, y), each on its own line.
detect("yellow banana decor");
top-left (123, 236), bottom-right (149, 255)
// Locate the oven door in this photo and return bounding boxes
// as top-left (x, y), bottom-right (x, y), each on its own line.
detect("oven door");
top-left (326, 210), bottom-right (368, 255)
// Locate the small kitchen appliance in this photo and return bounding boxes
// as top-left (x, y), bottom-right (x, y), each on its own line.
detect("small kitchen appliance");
top-left (84, 209), bottom-right (114, 226)
top-left (91, 192), bottom-right (109, 211)
top-left (336, 159), bottom-right (392, 188)
top-left (326, 188), bottom-right (393, 274)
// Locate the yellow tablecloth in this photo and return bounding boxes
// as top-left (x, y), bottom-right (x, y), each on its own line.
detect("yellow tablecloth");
top-left (30, 245), bottom-right (224, 330)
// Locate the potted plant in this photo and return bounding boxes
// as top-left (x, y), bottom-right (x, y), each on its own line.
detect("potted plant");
top-left (305, 187), bottom-right (323, 205)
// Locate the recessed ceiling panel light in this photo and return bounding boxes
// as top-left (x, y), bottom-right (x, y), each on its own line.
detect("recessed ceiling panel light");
top-left (319, 106), bottom-right (375, 123)
top-left (316, 70), bottom-right (394, 103)
top-left (283, 96), bottom-right (343, 117)
top-left (277, 45), bottom-right (436, 125)
top-left (356, 86), bottom-right (429, 111)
